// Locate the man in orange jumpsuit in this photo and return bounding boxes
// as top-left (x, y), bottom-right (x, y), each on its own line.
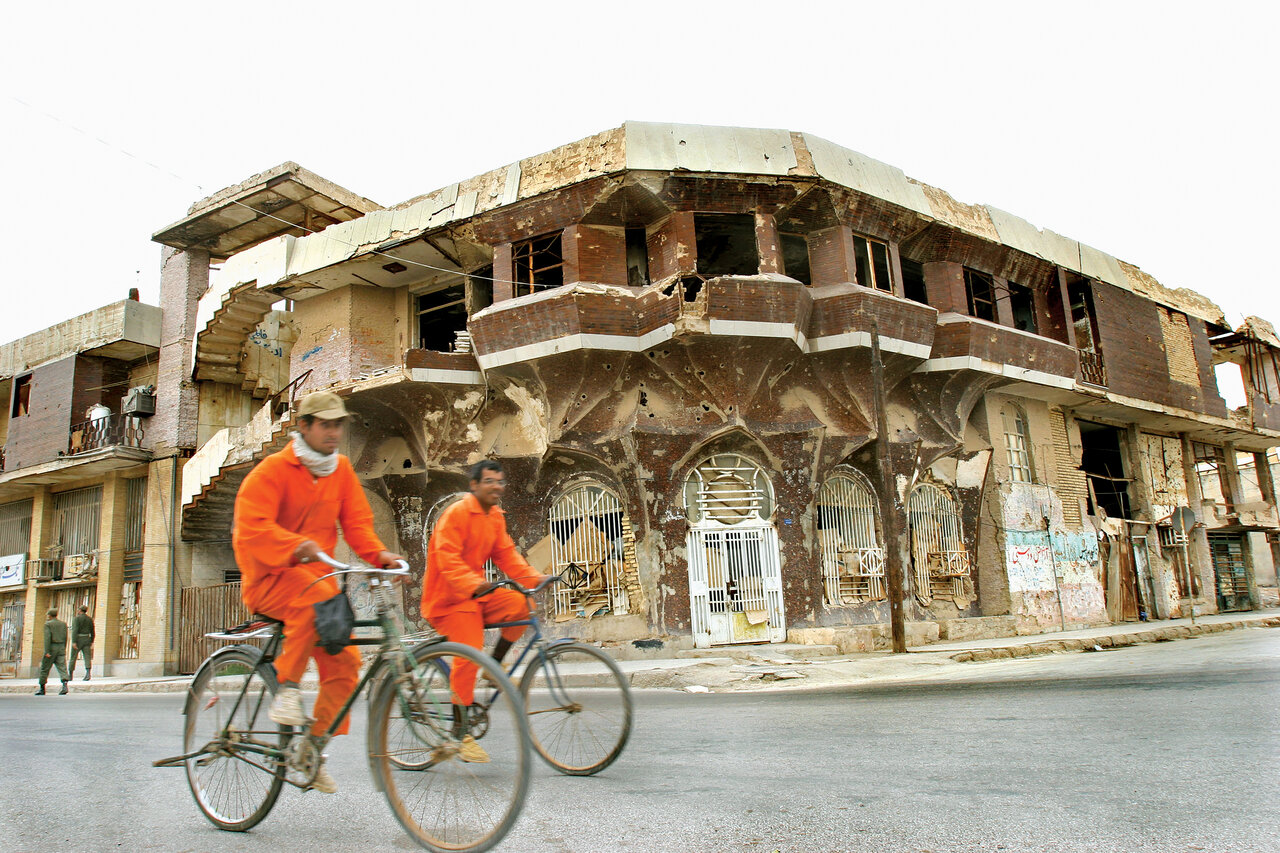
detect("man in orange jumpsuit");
top-left (233, 390), bottom-right (402, 793)
top-left (421, 459), bottom-right (545, 762)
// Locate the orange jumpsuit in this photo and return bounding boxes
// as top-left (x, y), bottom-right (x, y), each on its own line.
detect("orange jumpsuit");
top-left (232, 443), bottom-right (386, 736)
top-left (420, 494), bottom-right (541, 705)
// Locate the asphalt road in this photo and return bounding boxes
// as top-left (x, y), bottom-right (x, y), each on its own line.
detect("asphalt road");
top-left (3, 629), bottom-right (1277, 853)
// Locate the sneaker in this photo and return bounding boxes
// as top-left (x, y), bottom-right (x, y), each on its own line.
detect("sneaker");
top-left (269, 686), bottom-right (309, 726)
top-left (457, 735), bottom-right (490, 763)
top-left (309, 762), bottom-right (338, 794)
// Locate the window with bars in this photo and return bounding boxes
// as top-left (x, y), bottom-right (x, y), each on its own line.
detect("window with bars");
top-left (816, 470), bottom-right (884, 605)
top-left (548, 483), bottom-right (635, 619)
top-left (123, 478), bottom-right (146, 584)
top-left (1002, 406), bottom-right (1035, 483)
top-left (683, 454), bottom-right (774, 525)
top-left (0, 499), bottom-right (33, 557)
top-left (52, 486), bottom-right (102, 570)
top-left (853, 234), bottom-right (893, 292)
top-left (512, 232), bottom-right (564, 294)
top-left (964, 269), bottom-right (997, 322)
top-left (907, 483), bottom-right (971, 605)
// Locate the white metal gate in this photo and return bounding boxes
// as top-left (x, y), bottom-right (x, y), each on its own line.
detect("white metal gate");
top-left (684, 454), bottom-right (784, 647)
top-left (907, 483), bottom-right (971, 605)
top-left (817, 470), bottom-right (885, 605)
top-left (549, 483), bottom-right (632, 619)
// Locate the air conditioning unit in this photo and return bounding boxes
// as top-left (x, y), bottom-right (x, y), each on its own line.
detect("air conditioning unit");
top-left (122, 385), bottom-right (156, 417)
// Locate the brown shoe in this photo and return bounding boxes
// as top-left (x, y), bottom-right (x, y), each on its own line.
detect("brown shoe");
top-left (457, 735), bottom-right (490, 763)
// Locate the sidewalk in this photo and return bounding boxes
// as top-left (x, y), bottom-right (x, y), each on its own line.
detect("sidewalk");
top-left (3, 608), bottom-right (1277, 696)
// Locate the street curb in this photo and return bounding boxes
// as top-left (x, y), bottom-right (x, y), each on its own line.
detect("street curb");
top-left (946, 617), bottom-right (1280, 663)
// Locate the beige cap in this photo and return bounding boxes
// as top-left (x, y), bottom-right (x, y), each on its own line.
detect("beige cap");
top-left (296, 391), bottom-right (349, 420)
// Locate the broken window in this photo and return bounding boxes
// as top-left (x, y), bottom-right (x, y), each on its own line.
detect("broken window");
top-left (907, 483), bottom-right (971, 605)
top-left (416, 283), bottom-right (468, 352)
top-left (1141, 433), bottom-right (1188, 520)
top-left (512, 232), bottom-right (564, 294)
top-left (1067, 273), bottom-right (1107, 385)
top-left (1193, 442), bottom-right (1233, 513)
top-left (548, 482), bottom-right (636, 620)
top-left (11, 375), bottom-right (30, 418)
top-left (695, 214), bottom-right (758, 277)
top-left (1214, 362), bottom-right (1247, 409)
top-left (817, 469), bottom-right (884, 605)
top-left (964, 269), bottom-right (997, 322)
top-left (1078, 421), bottom-right (1132, 519)
top-left (779, 232), bottom-right (811, 285)
top-left (1002, 405), bottom-right (1035, 483)
top-left (1233, 451), bottom-right (1264, 504)
top-left (468, 265), bottom-right (494, 313)
top-left (852, 234), bottom-right (893, 292)
top-left (1008, 280), bottom-right (1037, 334)
top-left (625, 228), bottom-right (650, 287)
top-left (899, 257), bottom-right (928, 304)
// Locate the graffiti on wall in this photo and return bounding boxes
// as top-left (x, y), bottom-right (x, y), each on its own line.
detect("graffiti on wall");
top-left (1002, 483), bottom-right (1105, 629)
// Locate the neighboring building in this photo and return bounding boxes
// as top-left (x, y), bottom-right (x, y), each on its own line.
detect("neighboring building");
top-left (0, 296), bottom-right (162, 677)
top-left (155, 124), bottom-right (1280, 666)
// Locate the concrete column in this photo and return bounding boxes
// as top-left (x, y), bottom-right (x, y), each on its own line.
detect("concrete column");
top-left (19, 488), bottom-right (54, 677)
top-left (152, 247), bottom-right (210, 454)
top-left (94, 473), bottom-right (128, 673)
top-left (137, 455), bottom-right (192, 675)
top-left (1179, 433), bottom-right (1218, 613)
top-left (1124, 425), bottom-right (1171, 618)
top-left (1056, 269), bottom-right (1079, 350)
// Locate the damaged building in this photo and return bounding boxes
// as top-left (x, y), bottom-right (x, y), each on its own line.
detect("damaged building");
top-left (142, 123), bottom-right (1279, 670)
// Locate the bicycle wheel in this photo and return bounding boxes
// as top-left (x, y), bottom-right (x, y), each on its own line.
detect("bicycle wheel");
top-left (184, 646), bottom-right (288, 831)
top-left (368, 641), bottom-right (531, 853)
top-left (520, 641), bottom-right (633, 776)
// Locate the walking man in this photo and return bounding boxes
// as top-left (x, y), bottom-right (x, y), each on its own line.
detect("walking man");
top-left (420, 459), bottom-right (545, 762)
top-left (69, 604), bottom-right (95, 681)
top-left (36, 608), bottom-right (70, 695)
top-left (233, 390), bottom-right (402, 793)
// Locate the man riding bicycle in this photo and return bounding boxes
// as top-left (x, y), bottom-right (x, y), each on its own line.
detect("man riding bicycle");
top-left (421, 459), bottom-right (545, 762)
top-left (232, 390), bottom-right (402, 793)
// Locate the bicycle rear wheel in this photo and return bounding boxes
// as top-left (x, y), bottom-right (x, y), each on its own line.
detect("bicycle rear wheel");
top-left (184, 646), bottom-right (288, 831)
top-left (368, 641), bottom-right (531, 853)
top-left (520, 641), bottom-right (633, 776)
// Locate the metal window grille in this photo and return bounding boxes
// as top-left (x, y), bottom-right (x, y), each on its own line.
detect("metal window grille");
top-left (0, 499), bottom-right (33, 557)
top-left (907, 483), bottom-right (971, 605)
top-left (548, 483), bottom-right (631, 619)
top-left (683, 454), bottom-right (774, 524)
top-left (1207, 532), bottom-right (1250, 611)
top-left (1002, 407), bottom-right (1034, 483)
top-left (817, 471), bottom-right (884, 605)
top-left (118, 581), bottom-right (141, 659)
top-left (123, 478), bottom-right (147, 584)
top-left (51, 486), bottom-right (102, 572)
top-left (1, 593), bottom-right (24, 666)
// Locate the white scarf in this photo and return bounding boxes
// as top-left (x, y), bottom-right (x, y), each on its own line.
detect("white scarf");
top-left (291, 431), bottom-right (339, 478)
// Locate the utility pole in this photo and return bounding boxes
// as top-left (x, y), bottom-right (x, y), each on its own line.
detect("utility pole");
top-left (870, 323), bottom-right (907, 653)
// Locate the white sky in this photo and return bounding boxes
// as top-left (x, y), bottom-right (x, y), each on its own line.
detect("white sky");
top-left (1, 1), bottom-right (1277, 348)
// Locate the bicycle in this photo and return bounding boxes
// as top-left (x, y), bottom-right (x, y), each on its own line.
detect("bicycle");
top-left (154, 554), bottom-right (532, 853)
top-left (466, 574), bottom-right (634, 776)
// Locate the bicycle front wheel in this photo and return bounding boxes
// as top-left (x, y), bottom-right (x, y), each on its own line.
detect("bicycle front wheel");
top-left (184, 646), bottom-right (288, 831)
top-left (368, 641), bottom-right (531, 853)
top-left (520, 641), bottom-right (633, 776)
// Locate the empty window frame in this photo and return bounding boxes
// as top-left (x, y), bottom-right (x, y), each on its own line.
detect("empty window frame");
top-left (416, 283), bottom-right (468, 352)
top-left (964, 269), bottom-right (997, 322)
top-left (695, 214), bottom-right (758, 277)
top-left (1078, 421), bottom-right (1132, 519)
top-left (512, 232), bottom-right (564, 293)
top-left (625, 228), bottom-right (650, 287)
top-left (816, 470), bottom-right (884, 605)
top-left (852, 234), bottom-right (893, 292)
top-left (1008, 280), bottom-right (1038, 333)
top-left (907, 483), bottom-right (971, 605)
top-left (1002, 405), bottom-right (1035, 483)
top-left (1192, 442), bottom-right (1233, 512)
top-left (779, 232), bottom-right (811, 285)
top-left (548, 482), bottom-right (634, 619)
top-left (11, 375), bottom-right (30, 418)
top-left (899, 257), bottom-right (928, 304)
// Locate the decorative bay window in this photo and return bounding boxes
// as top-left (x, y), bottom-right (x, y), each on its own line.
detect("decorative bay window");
top-left (817, 470), bottom-right (884, 605)
top-left (907, 483), bottom-right (972, 605)
top-left (548, 483), bottom-right (637, 620)
top-left (852, 233), bottom-right (893, 292)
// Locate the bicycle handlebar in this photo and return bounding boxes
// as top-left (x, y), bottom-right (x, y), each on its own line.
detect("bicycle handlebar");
top-left (477, 573), bottom-right (563, 598)
top-left (301, 553), bottom-right (411, 592)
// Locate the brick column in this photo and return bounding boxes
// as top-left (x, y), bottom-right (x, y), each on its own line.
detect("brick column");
top-left (138, 454), bottom-right (191, 675)
top-left (808, 226), bottom-right (855, 285)
top-left (492, 243), bottom-right (514, 303)
top-left (994, 278), bottom-right (1015, 327)
top-left (152, 247), bottom-right (209, 454)
top-left (1056, 269), bottom-right (1079, 350)
top-left (755, 213), bottom-right (782, 275)
top-left (19, 487), bottom-right (54, 678)
top-left (922, 262), bottom-right (967, 314)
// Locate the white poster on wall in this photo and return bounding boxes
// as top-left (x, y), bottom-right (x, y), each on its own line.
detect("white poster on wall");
top-left (0, 554), bottom-right (25, 587)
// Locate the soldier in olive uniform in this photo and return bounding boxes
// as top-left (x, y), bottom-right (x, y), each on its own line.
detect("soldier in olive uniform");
top-left (37, 608), bottom-right (70, 695)
top-left (69, 604), bottom-right (95, 681)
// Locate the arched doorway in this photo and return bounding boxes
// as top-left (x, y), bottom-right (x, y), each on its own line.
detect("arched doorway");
top-left (683, 454), bottom-right (785, 647)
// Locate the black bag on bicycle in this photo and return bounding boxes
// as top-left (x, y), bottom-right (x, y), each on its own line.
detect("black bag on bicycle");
top-left (314, 591), bottom-right (355, 655)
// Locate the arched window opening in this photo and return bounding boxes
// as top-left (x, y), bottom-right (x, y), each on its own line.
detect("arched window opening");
top-left (907, 483), bottom-right (972, 606)
top-left (683, 453), bottom-right (774, 525)
top-left (547, 482), bottom-right (637, 620)
top-left (817, 471), bottom-right (884, 605)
